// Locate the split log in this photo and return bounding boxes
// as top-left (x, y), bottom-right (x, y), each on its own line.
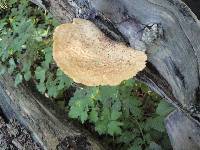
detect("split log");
top-left (29, 0), bottom-right (200, 149)
top-left (0, 75), bottom-right (105, 149)
top-left (30, 0), bottom-right (200, 110)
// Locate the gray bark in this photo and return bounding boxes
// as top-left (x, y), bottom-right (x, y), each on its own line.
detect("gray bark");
top-left (0, 75), bottom-right (105, 149)
top-left (165, 110), bottom-right (200, 150)
top-left (25, 0), bottom-right (200, 149)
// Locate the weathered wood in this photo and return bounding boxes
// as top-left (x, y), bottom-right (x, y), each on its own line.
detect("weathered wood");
top-left (165, 110), bottom-right (200, 150)
top-left (30, 0), bottom-right (200, 149)
top-left (0, 75), bottom-right (104, 150)
top-left (0, 113), bottom-right (42, 149)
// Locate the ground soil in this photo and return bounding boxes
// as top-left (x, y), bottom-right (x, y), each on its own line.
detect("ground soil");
top-left (56, 135), bottom-right (91, 150)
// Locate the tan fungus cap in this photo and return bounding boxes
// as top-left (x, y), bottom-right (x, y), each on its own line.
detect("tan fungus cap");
top-left (53, 18), bottom-right (147, 86)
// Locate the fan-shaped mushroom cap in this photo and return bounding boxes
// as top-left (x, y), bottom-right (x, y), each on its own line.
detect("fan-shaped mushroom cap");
top-left (53, 18), bottom-right (147, 86)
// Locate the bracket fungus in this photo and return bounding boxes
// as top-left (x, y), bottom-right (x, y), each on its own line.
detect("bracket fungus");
top-left (53, 18), bottom-right (147, 86)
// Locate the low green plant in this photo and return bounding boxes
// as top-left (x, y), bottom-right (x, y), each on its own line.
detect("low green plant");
top-left (0, 0), bottom-right (71, 96)
top-left (68, 80), bottom-right (173, 149)
top-left (0, 1), bottom-right (174, 149)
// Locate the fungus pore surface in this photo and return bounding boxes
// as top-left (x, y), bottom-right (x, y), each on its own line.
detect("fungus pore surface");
top-left (53, 18), bottom-right (147, 86)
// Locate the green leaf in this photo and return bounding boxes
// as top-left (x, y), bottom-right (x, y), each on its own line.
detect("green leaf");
top-left (80, 111), bottom-right (88, 123)
top-left (148, 141), bottom-right (162, 150)
top-left (156, 100), bottom-right (174, 116)
top-left (46, 75), bottom-right (59, 98)
top-left (10, 20), bottom-right (34, 52)
top-left (111, 110), bottom-right (122, 120)
top-left (68, 105), bottom-right (88, 123)
top-left (107, 121), bottom-right (123, 136)
top-left (112, 101), bottom-right (121, 111)
top-left (144, 133), bottom-right (151, 143)
top-left (68, 106), bottom-right (81, 119)
top-left (35, 66), bottom-right (46, 82)
top-left (118, 131), bottom-right (136, 144)
top-left (24, 70), bottom-right (31, 81)
top-left (119, 83), bottom-right (142, 118)
top-left (42, 47), bottom-right (52, 69)
top-left (22, 59), bottom-right (32, 73)
top-left (146, 116), bottom-right (165, 132)
top-left (56, 69), bottom-right (72, 90)
top-left (128, 145), bottom-right (142, 150)
top-left (95, 120), bottom-right (108, 135)
top-left (100, 107), bottom-right (110, 121)
top-left (128, 138), bottom-right (143, 150)
top-left (94, 108), bottom-right (110, 134)
top-left (89, 109), bottom-right (98, 123)
top-left (130, 97), bottom-right (142, 106)
top-left (44, 47), bottom-right (52, 62)
top-left (8, 58), bottom-right (16, 74)
top-left (36, 82), bottom-right (46, 94)
top-left (9, 0), bottom-right (18, 5)
top-left (34, 28), bottom-right (49, 41)
top-left (130, 106), bottom-right (142, 118)
top-left (69, 87), bottom-right (98, 108)
top-left (121, 79), bottom-right (135, 87)
top-left (47, 85), bottom-right (59, 98)
top-left (68, 96), bottom-right (91, 124)
top-left (15, 73), bottom-right (22, 87)
top-left (99, 86), bottom-right (118, 102)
